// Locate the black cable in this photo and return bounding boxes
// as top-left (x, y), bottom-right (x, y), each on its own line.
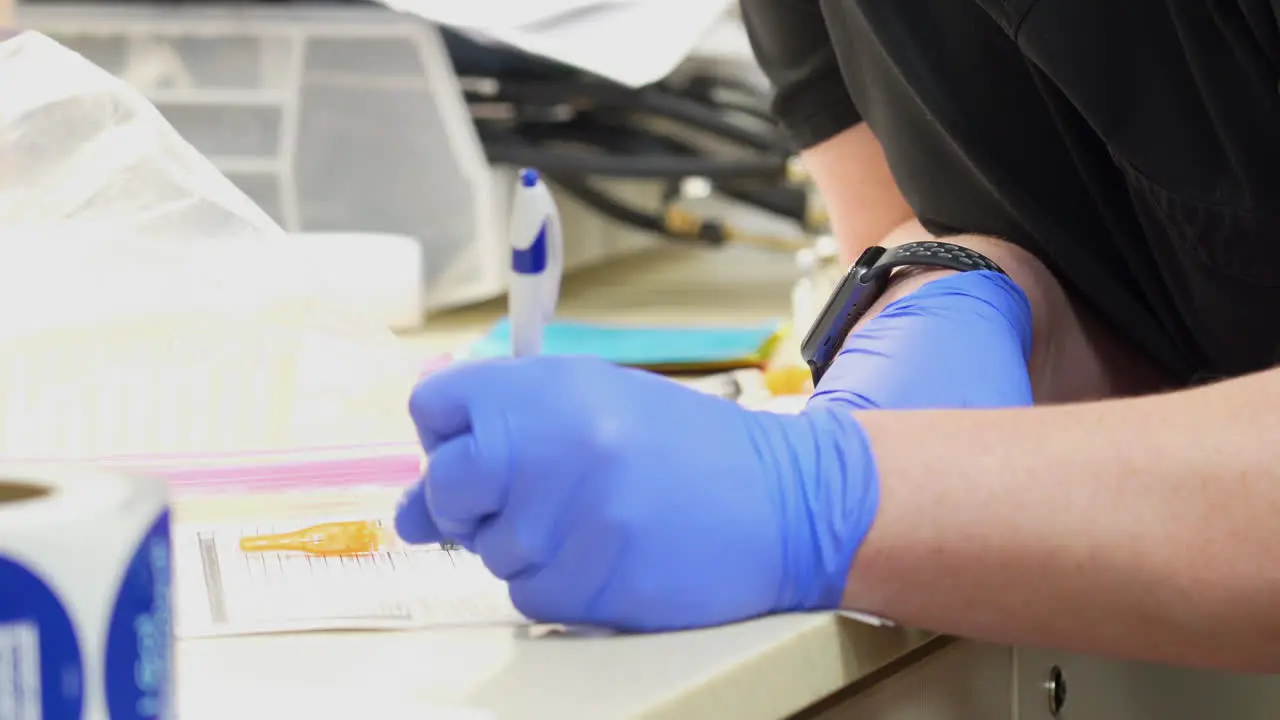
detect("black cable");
top-left (679, 73), bottom-right (772, 103)
top-left (704, 98), bottom-right (776, 126)
top-left (546, 173), bottom-right (807, 252)
top-left (666, 76), bottom-right (777, 126)
top-left (717, 184), bottom-right (807, 223)
top-left (469, 79), bottom-right (787, 154)
top-left (491, 117), bottom-right (808, 221)
top-left (511, 116), bottom-right (691, 157)
top-left (545, 174), bottom-right (671, 238)
top-left (546, 174), bottom-right (739, 248)
top-left (632, 88), bottom-right (785, 153)
top-left (482, 139), bottom-right (789, 180)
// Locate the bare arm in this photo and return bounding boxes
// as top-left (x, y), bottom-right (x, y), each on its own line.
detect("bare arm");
top-left (742, 0), bottom-right (1165, 399)
top-left (739, 0), bottom-right (914, 261)
top-left (845, 369), bottom-right (1280, 672)
top-left (739, 9), bottom-right (1225, 657)
top-left (800, 126), bottom-right (915, 262)
top-left (787, 111), bottom-right (1167, 400)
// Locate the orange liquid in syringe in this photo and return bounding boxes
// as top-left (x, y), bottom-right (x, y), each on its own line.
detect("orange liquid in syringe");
top-left (239, 520), bottom-right (386, 557)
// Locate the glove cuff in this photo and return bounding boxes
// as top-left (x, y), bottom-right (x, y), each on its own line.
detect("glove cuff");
top-left (757, 406), bottom-right (880, 612)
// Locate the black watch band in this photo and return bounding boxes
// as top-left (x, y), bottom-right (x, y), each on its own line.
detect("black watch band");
top-left (799, 241), bottom-right (1006, 384)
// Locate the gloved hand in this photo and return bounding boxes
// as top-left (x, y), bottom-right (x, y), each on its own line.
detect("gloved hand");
top-left (395, 357), bottom-right (877, 631)
top-left (808, 270), bottom-right (1034, 412)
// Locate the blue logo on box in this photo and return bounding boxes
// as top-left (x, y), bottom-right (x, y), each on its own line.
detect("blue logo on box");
top-left (0, 555), bottom-right (84, 719)
top-left (104, 511), bottom-right (172, 720)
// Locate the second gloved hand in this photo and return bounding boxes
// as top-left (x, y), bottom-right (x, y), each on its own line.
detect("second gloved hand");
top-left (809, 270), bottom-right (1034, 412)
top-left (395, 357), bottom-right (878, 631)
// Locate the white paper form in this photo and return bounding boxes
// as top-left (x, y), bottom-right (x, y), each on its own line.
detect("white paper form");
top-left (386, 0), bottom-right (735, 88)
top-left (480, 0), bottom-right (733, 88)
top-left (379, 0), bottom-right (633, 31)
top-left (174, 516), bottom-right (524, 638)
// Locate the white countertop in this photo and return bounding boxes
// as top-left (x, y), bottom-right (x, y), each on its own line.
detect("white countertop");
top-left (179, 609), bottom-right (936, 720)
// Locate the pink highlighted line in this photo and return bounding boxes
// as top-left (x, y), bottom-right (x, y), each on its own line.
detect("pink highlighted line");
top-left (107, 451), bottom-right (423, 495)
top-left (8, 352), bottom-right (450, 496)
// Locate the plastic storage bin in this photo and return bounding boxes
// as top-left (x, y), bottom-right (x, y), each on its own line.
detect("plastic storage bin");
top-left (19, 3), bottom-right (542, 312)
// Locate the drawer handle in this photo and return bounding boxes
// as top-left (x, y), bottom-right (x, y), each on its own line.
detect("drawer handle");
top-left (1045, 665), bottom-right (1068, 716)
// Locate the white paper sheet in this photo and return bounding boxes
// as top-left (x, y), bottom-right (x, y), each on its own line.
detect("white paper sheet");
top-left (173, 515), bottom-right (524, 638)
top-left (379, 0), bottom-right (632, 31)
top-left (385, 0), bottom-right (735, 88)
top-left (167, 372), bottom-right (821, 639)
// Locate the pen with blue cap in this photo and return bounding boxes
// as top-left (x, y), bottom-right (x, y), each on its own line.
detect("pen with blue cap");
top-left (508, 168), bottom-right (563, 358)
top-left (254, 173), bottom-right (563, 561)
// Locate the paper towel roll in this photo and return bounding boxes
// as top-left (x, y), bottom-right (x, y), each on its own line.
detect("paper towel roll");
top-left (0, 464), bottom-right (171, 720)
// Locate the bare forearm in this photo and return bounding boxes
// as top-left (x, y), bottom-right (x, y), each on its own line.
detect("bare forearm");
top-left (846, 370), bottom-right (1280, 671)
top-left (800, 124), bottom-right (915, 262)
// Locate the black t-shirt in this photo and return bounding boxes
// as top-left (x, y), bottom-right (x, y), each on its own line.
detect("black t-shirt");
top-left (741, 0), bottom-right (1280, 384)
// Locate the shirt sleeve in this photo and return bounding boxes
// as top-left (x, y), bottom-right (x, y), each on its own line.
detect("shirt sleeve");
top-left (740, 0), bottom-right (861, 149)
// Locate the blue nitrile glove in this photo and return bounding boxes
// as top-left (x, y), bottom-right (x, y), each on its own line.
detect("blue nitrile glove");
top-left (394, 357), bottom-right (876, 631)
top-left (808, 270), bottom-right (1034, 412)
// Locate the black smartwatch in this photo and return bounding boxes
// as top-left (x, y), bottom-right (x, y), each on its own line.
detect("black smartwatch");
top-left (800, 241), bottom-right (1006, 384)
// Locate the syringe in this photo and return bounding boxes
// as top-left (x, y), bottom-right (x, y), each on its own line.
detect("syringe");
top-left (239, 519), bottom-right (458, 557)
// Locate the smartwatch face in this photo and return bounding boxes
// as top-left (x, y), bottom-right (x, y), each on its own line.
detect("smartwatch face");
top-left (800, 247), bottom-right (888, 383)
top-left (800, 269), bottom-right (872, 381)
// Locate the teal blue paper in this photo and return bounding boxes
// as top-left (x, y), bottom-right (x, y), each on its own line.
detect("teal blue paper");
top-left (469, 318), bottom-right (779, 366)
